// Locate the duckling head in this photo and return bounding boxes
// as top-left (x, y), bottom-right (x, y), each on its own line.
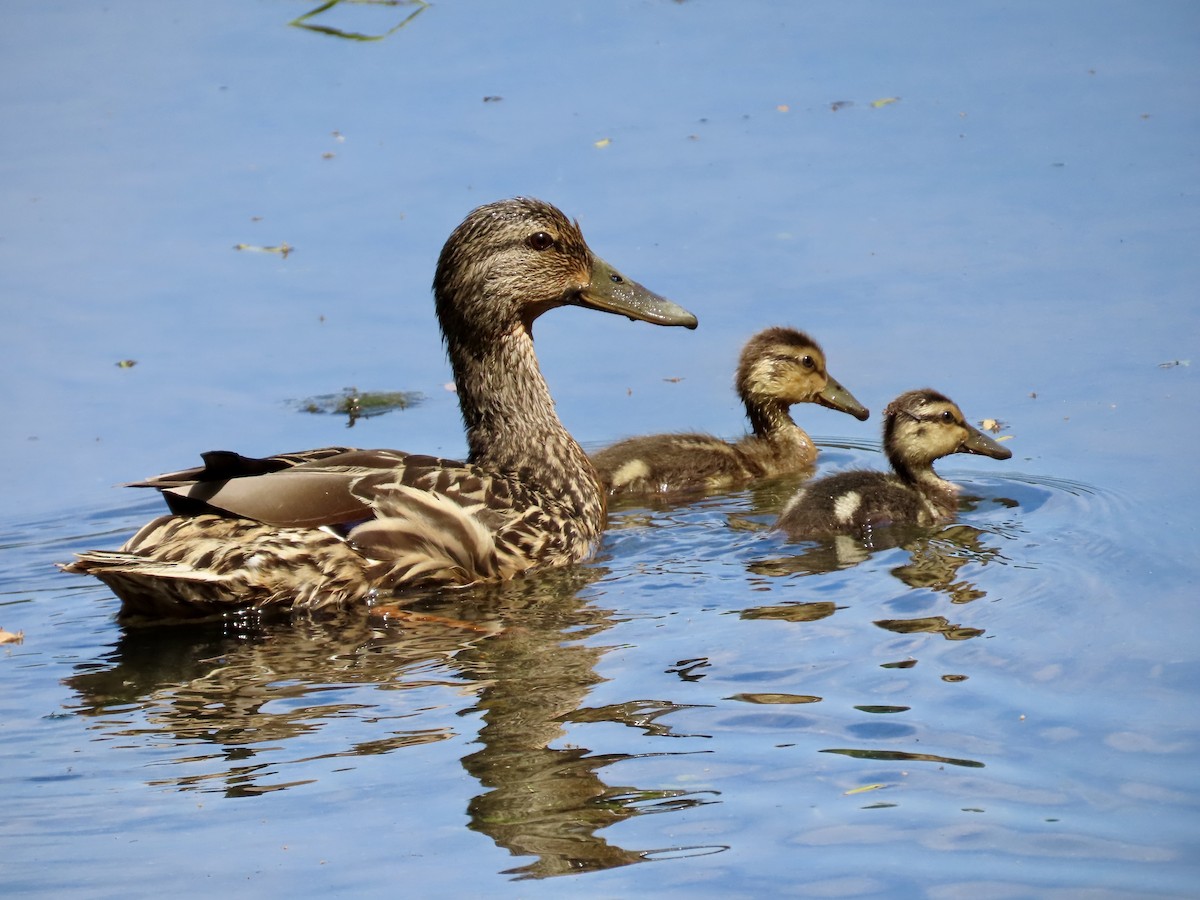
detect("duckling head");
top-left (884, 388), bottom-right (1012, 479)
top-left (735, 327), bottom-right (869, 426)
top-left (433, 198), bottom-right (697, 347)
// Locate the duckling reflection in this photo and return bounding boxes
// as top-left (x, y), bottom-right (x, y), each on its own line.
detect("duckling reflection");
top-left (747, 524), bottom-right (1006, 608)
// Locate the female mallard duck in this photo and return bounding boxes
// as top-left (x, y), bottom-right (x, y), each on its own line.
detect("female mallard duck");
top-left (776, 388), bottom-right (1011, 537)
top-left (591, 327), bottom-right (868, 495)
top-left (63, 198), bottom-right (698, 618)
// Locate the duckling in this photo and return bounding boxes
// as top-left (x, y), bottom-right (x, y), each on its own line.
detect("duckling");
top-left (776, 388), bottom-right (1011, 537)
top-left (62, 198), bottom-right (698, 619)
top-left (591, 327), bottom-right (868, 495)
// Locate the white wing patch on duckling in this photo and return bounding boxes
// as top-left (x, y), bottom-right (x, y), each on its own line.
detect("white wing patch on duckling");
top-left (833, 490), bottom-right (862, 525)
top-left (779, 487), bottom-right (807, 519)
top-left (610, 458), bottom-right (652, 489)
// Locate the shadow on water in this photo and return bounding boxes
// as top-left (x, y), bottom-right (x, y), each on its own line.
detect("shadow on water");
top-left (63, 562), bottom-right (722, 878)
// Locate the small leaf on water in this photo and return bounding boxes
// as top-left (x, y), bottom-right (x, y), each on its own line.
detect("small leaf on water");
top-left (845, 783), bottom-right (886, 795)
top-left (294, 387), bottom-right (424, 427)
top-left (727, 692), bottom-right (822, 705)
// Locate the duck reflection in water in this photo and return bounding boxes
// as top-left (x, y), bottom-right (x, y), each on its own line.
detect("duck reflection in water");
top-left (64, 564), bottom-right (720, 875)
top-left (749, 521), bottom-right (1008, 607)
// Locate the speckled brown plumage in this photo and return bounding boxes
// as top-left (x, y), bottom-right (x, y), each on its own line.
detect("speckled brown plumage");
top-left (776, 388), bottom-right (1012, 537)
top-left (62, 198), bottom-right (698, 619)
top-left (591, 327), bottom-right (868, 496)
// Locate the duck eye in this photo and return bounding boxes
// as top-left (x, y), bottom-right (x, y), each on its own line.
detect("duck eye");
top-left (940, 410), bottom-right (956, 423)
top-left (801, 355), bottom-right (815, 369)
top-left (527, 232), bottom-right (555, 251)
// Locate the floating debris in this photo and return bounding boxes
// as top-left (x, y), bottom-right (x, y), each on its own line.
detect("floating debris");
top-left (235, 242), bottom-right (293, 258)
top-left (822, 747), bottom-right (984, 768)
top-left (830, 100), bottom-right (854, 111)
top-left (482, 95), bottom-right (503, 103)
top-left (295, 386), bottom-right (424, 427)
top-left (1159, 359), bottom-right (1190, 368)
top-left (594, 137), bottom-right (612, 148)
top-left (289, 0), bottom-right (429, 42)
top-left (115, 359), bottom-right (137, 369)
top-left (871, 96), bottom-right (901, 108)
top-left (844, 783), bottom-right (888, 795)
top-left (727, 692), bottom-right (822, 705)
top-left (0, 627), bottom-right (24, 645)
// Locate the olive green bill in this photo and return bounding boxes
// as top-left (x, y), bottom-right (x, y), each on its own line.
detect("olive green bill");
top-left (817, 375), bottom-right (870, 421)
top-left (578, 256), bottom-right (699, 329)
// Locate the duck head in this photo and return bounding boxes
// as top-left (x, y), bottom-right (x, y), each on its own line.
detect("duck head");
top-left (736, 326), bottom-right (869, 422)
top-left (884, 388), bottom-right (1012, 476)
top-left (434, 198), bottom-right (697, 343)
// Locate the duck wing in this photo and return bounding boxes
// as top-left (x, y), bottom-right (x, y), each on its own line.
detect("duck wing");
top-left (129, 449), bottom-right (587, 590)
top-left (347, 456), bottom-right (588, 588)
top-left (138, 448), bottom-right (405, 527)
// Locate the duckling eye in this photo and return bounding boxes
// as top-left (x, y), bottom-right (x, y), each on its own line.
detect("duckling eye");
top-left (940, 410), bottom-right (956, 424)
top-left (527, 232), bottom-right (555, 251)
top-left (801, 355), bottom-right (815, 369)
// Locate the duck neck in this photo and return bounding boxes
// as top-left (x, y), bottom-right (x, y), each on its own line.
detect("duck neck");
top-left (448, 322), bottom-right (602, 520)
top-left (747, 400), bottom-right (815, 457)
top-left (889, 453), bottom-right (959, 514)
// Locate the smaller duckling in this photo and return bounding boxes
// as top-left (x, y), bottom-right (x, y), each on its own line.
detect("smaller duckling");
top-left (777, 388), bottom-right (1011, 537)
top-left (592, 327), bottom-right (868, 496)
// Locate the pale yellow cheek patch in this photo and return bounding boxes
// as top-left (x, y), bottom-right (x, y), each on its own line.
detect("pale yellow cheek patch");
top-left (611, 458), bottom-right (651, 488)
top-left (833, 491), bottom-right (862, 524)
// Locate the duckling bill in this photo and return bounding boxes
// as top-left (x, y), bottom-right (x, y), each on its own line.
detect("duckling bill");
top-left (63, 198), bottom-right (697, 619)
top-left (592, 327), bottom-right (868, 496)
top-left (776, 388), bottom-right (1011, 537)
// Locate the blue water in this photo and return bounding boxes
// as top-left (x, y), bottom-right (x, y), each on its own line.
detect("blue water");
top-left (2, 1), bottom-right (1198, 896)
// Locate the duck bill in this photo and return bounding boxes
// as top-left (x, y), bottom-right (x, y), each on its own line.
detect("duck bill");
top-left (816, 376), bottom-right (870, 421)
top-left (576, 256), bottom-right (699, 328)
top-left (961, 425), bottom-right (1013, 460)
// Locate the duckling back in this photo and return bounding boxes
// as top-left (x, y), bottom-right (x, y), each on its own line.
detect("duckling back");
top-left (777, 470), bottom-right (950, 536)
top-left (592, 433), bottom-right (769, 496)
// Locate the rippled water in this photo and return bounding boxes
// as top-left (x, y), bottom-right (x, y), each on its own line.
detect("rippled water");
top-left (4, 1), bottom-right (1198, 897)
top-left (6, 454), bottom-right (1193, 895)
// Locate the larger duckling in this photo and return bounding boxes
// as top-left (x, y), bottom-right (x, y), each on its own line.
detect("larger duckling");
top-left (776, 388), bottom-right (1011, 537)
top-left (591, 327), bottom-right (868, 496)
top-left (63, 198), bottom-right (698, 618)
